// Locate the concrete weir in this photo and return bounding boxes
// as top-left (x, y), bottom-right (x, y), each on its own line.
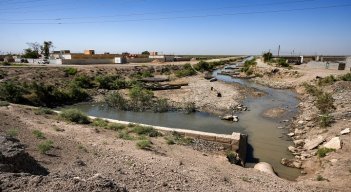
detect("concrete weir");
top-left (87, 115), bottom-right (248, 165)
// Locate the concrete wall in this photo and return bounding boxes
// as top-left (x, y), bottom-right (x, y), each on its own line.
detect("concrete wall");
top-left (85, 115), bottom-right (248, 165)
top-left (61, 59), bottom-right (114, 65)
top-left (127, 58), bottom-right (154, 63)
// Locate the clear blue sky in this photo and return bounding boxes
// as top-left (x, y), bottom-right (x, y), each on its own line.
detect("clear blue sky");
top-left (0, 0), bottom-right (350, 55)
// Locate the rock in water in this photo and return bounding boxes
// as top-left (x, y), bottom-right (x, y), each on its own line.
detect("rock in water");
top-left (254, 162), bottom-right (276, 176)
top-left (221, 115), bottom-right (233, 121)
top-left (323, 137), bottom-right (342, 150)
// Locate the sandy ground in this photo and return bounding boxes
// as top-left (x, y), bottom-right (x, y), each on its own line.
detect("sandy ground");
top-left (0, 105), bottom-right (324, 192)
top-left (253, 59), bottom-right (350, 88)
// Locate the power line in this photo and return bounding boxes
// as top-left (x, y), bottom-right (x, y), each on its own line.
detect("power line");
top-left (0, 0), bottom-right (145, 13)
top-left (0, 0), bottom-right (320, 20)
top-left (1, 3), bottom-right (349, 25)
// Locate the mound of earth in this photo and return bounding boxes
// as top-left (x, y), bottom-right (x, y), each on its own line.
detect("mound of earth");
top-left (0, 135), bottom-right (127, 192)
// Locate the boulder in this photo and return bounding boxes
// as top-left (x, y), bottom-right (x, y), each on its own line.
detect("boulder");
top-left (221, 115), bottom-right (233, 121)
top-left (281, 158), bottom-right (302, 169)
top-left (288, 146), bottom-right (296, 152)
top-left (254, 162), bottom-right (276, 176)
top-left (304, 136), bottom-right (325, 150)
top-left (233, 116), bottom-right (239, 122)
top-left (323, 137), bottom-right (341, 150)
top-left (287, 133), bottom-right (295, 137)
top-left (340, 128), bottom-right (350, 135)
top-left (293, 139), bottom-right (305, 147)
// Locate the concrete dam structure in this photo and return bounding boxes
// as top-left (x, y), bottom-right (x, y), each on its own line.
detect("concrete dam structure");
top-left (87, 115), bottom-right (248, 166)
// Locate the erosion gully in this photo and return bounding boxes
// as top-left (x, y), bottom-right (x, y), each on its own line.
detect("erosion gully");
top-left (60, 59), bottom-right (300, 180)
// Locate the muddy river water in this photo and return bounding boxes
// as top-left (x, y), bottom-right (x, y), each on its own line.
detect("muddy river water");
top-left (60, 60), bottom-right (301, 180)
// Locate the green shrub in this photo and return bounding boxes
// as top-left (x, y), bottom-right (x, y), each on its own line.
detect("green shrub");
top-left (60, 109), bottom-right (90, 124)
top-left (165, 137), bottom-right (176, 145)
top-left (153, 98), bottom-right (169, 113)
top-left (318, 75), bottom-right (336, 86)
top-left (226, 151), bottom-right (239, 164)
top-left (64, 67), bottom-right (77, 76)
top-left (118, 130), bottom-right (134, 140)
top-left (0, 81), bottom-right (27, 103)
top-left (194, 61), bottom-right (211, 71)
top-left (107, 123), bottom-right (125, 131)
top-left (105, 92), bottom-right (128, 110)
top-left (34, 107), bottom-right (54, 115)
top-left (0, 101), bottom-right (10, 106)
top-left (319, 114), bottom-right (333, 128)
top-left (1, 62), bottom-right (11, 66)
top-left (92, 118), bottom-right (109, 127)
top-left (136, 139), bottom-right (152, 150)
top-left (73, 75), bottom-right (94, 88)
top-left (38, 140), bottom-right (54, 154)
top-left (317, 147), bottom-right (335, 158)
top-left (95, 75), bottom-right (121, 89)
top-left (184, 102), bottom-right (196, 113)
top-left (241, 58), bottom-right (257, 75)
top-left (302, 83), bottom-right (322, 96)
top-left (78, 144), bottom-right (88, 152)
top-left (141, 71), bottom-right (153, 78)
top-left (0, 70), bottom-right (6, 79)
top-left (65, 85), bottom-right (89, 103)
top-left (316, 175), bottom-right (326, 181)
top-left (277, 58), bottom-right (290, 67)
top-left (6, 128), bottom-right (19, 137)
top-left (32, 130), bottom-right (45, 139)
top-left (339, 73), bottom-right (351, 81)
top-left (262, 52), bottom-right (273, 62)
top-left (175, 64), bottom-right (196, 77)
top-left (132, 125), bottom-right (160, 137)
top-left (316, 92), bottom-right (335, 114)
top-left (165, 132), bottom-right (193, 145)
top-left (129, 85), bottom-right (154, 111)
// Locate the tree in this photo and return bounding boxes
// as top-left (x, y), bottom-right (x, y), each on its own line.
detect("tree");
top-left (23, 48), bottom-right (40, 59)
top-left (23, 42), bottom-right (41, 58)
top-left (262, 52), bottom-right (273, 62)
top-left (41, 41), bottom-right (53, 59)
top-left (142, 51), bottom-right (150, 55)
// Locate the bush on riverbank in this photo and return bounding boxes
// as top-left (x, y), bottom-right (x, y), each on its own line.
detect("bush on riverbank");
top-left (316, 92), bottom-right (335, 114)
top-left (63, 67), bottom-right (77, 76)
top-left (175, 64), bottom-right (196, 77)
top-left (60, 109), bottom-right (91, 124)
top-left (241, 58), bottom-right (257, 75)
top-left (317, 147), bottom-right (335, 157)
top-left (153, 98), bottom-right (169, 113)
top-left (319, 114), bottom-right (333, 128)
top-left (105, 92), bottom-right (128, 110)
top-left (339, 72), bottom-right (351, 81)
top-left (0, 81), bottom-right (89, 107)
top-left (129, 85), bottom-right (154, 111)
top-left (73, 75), bottom-right (95, 88)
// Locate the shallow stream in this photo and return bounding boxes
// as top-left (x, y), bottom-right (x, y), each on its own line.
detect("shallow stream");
top-left (59, 60), bottom-right (300, 180)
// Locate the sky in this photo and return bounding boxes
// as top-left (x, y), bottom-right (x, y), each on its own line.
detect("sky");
top-left (0, 0), bottom-right (351, 55)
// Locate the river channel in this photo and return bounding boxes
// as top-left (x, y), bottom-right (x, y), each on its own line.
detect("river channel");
top-left (59, 60), bottom-right (300, 180)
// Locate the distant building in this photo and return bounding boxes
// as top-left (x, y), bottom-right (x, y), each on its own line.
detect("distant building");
top-left (49, 50), bottom-right (125, 65)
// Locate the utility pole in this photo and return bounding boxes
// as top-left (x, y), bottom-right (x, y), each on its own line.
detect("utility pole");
top-left (278, 45), bottom-right (280, 56)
